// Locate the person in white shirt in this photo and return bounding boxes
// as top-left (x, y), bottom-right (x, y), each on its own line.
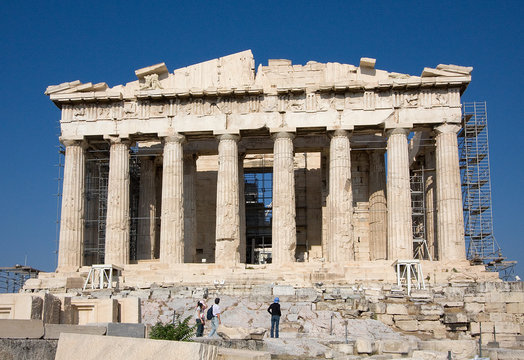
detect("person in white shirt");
top-left (208, 297), bottom-right (221, 337)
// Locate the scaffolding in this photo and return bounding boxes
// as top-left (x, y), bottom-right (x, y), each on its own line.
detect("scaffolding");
top-left (0, 266), bottom-right (40, 293)
top-left (411, 168), bottom-right (432, 260)
top-left (459, 102), bottom-right (516, 279)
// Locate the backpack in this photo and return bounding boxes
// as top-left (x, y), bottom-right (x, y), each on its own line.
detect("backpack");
top-left (206, 305), bottom-right (214, 320)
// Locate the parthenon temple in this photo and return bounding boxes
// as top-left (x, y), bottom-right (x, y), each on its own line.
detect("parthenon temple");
top-left (44, 50), bottom-right (496, 286)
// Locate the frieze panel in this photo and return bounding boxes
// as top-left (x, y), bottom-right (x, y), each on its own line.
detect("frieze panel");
top-left (262, 95), bottom-right (278, 112)
top-left (124, 101), bottom-right (138, 118)
top-left (150, 102), bottom-right (166, 117)
top-left (376, 91), bottom-right (392, 109)
top-left (403, 91), bottom-right (419, 107)
top-left (345, 92), bottom-right (363, 110)
top-left (72, 104), bottom-right (86, 121)
top-left (218, 97), bottom-right (233, 114)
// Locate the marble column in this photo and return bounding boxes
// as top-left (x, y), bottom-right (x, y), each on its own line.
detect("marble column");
top-left (424, 149), bottom-right (437, 260)
top-left (327, 130), bottom-right (354, 262)
top-left (137, 157), bottom-right (156, 260)
top-left (58, 140), bottom-right (86, 271)
top-left (105, 138), bottom-right (131, 265)
top-left (368, 149), bottom-right (387, 260)
top-left (435, 124), bottom-right (466, 261)
top-left (159, 134), bottom-right (186, 264)
top-left (215, 134), bottom-right (241, 265)
top-left (183, 153), bottom-right (197, 263)
top-left (238, 153), bottom-right (247, 263)
top-left (272, 132), bottom-right (296, 264)
top-left (386, 128), bottom-right (413, 260)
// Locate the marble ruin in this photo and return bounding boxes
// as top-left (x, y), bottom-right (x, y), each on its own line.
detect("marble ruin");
top-left (41, 50), bottom-right (497, 287)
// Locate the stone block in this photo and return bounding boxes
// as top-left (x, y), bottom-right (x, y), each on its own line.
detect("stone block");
top-left (485, 302), bottom-right (506, 312)
top-left (443, 311), bottom-right (467, 324)
top-left (130, 290), bottom-right (151, 300)
top-left (376, 314), bottom-right (393, 326)
top-left (339, 288), bottom-right (356, 299)
top-left (296, 287), bottom-right (318, 302)
top-left (60, 297), bottom-right (75, 325)
top-left (418, 340), bottom-right (477, 359)
top-left (42, 293), bottom-right (61, 324)
top-left (217, 347), bottom-right (271, 360)
top-left (333, 343), bottom-right (354, 355)
top-left (44, 324), bottom-right (106, 339)
top-left (418, 320), bottom-right (444, 332)
top-left (470, 321), bottom-right (494, 335)
top-left (117, 297), bottom-right (141, 323)
top-left (0, 294), bottom-right (43, 320)
top-left (393, 314), bottom-right (415, 321)
top-left (355, 338), bottom-right (373, 354)
top-left (273, 285), bottom-right (295, 297)
top-left (217, 325), bottom-right (266, 340)
top-left (386, 303), bottom-right (408, 315)
top-left (378, 339), bottom-right (411, 354)
top-left (370, 302), bottom-right (386, 314)
top-left (106, 323), bottom-right (145, 338)
top-left (0, 319), bottom-right (44, 339)
top-left (0, 338), bottom-right (57, 360)
top-left (464, 302), bottom-right (484, 314)
top-left (495, 321), bottom-right (520, 334)
top-left (420, 304), bottom-right (444, 316)
top-left (287, 314), bottom-right (298, 322)
top-left (490, 291), bottom-right (524, 303)
top-left (417, 314), bottom-right (441, 321)
top-left (55, 333), bottom-right (218, 360)
top-left (506, 302), bottom-right (524, 314)
top-left (411, 350), bottom-right (447, 360)
top-left (489, 313), bottom-right (514, 322)
top-left (395, 320), bottom-right (418, 331)
top-left (71, 298), bottom-right (118, 324)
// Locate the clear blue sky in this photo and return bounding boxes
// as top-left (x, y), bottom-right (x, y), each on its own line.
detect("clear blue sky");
top-left (1, 1), bottom-right (522, 277)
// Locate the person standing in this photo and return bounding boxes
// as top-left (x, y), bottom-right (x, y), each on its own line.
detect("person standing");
top-left (208, 297), bottom-right (221, 337)
top-left (267, 297), bottom-right (281, 338)
top-left (195, 301), bottom-right (205, 337)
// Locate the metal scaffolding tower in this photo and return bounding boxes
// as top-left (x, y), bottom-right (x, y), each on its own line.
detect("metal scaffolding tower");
top-left (0, 266), bottom-right (40, 293)
top-left (459, 101), bottom-right (516, 279)
top-left (411, 168), bottom-right (431, 260)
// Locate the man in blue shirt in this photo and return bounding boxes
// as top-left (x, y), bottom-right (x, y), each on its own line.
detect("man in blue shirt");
top-left (267, 297), bottom-right (281, 338)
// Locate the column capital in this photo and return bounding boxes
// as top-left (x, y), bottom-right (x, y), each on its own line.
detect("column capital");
top-left (105, 135), bottom-right (132, 146)
top-left (216, 133), bottom-right (240, 142)
top-left (434, 123), bottom-right (461, 135)
top-left (163, 133), bottom-right (186, 144)
top-left (271, 131), bottom-right (295, 141)
top-left (60, 138), bottom-right (87, 149)
top-left (386, 127), bottom-right (410, 137)
top-left (329, 129), bottom-right (352, 139)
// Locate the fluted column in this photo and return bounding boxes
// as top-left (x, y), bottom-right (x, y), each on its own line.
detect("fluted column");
top-left (159, 134), bottom-right (186, 264)
top-left (105, 138), bottom-right (131, 265)
top-left (238, 153), bottom-right (246, 263)
top-left (57, 140), bottom-right (86, 271)
top-left (424, 149), bottom-right (437, 259)
top-left (137, 157), bottom-right (156, 260)
top-left (369, 149), bottom-right (387, 260)
top-left (327, 130), bottom-right (354, 262)
top-left (215, 134), bottom-right (241, 265)
top-left (386, 128), bottom-right (413, 260)
top-left (272, 132), bottom-right (296, 264)
top-left (183, 153), bottom-right (197, 263)
top-left (435, 124), bottom-right (465, 260)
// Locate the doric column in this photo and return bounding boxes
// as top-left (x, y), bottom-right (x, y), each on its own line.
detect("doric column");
top-left (386, 128), bottom-right (413, 260)
top-left (159, 134), bottom-right (186, 264)
top-left (272, 132), bottom-right (296, 264)
top-left (238, 153), bottom-right (246, 263)
top-left (137, 157), bottom-right (156, 260)
top-left (183, 153), bottom-right (197, 263)
top-left (327, 130), bottom-right (354, 262)
top-left (57, 139), bottom-right (86, 271)
top-left (105, 137), bottom-right (131, 265)
top-left (215, 134), bottom-right (241, 265)
top-left (368, 149), bottom-right (387, 260)
top-left (435, 124), bottom-right (465, 260)
top-left (424, 149), bottom-right (437, 259)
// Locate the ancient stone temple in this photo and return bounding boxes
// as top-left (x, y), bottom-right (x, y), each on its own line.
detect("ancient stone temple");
top-left (44, 50), bottom-right (495, 285)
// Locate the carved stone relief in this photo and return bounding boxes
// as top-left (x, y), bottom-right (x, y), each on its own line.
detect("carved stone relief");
top-left (73, 105), bottom-right (86, 121)
top-left (124, 101), bottom-right (137, 118)
top-left (150, 102), bottom-right (166, 117)
top-left (262, 95), bottom-right (277, 112)
top-left (344, 93), bottom-right (363, 110)
top-left (376, 91), bottom-right (393, 109)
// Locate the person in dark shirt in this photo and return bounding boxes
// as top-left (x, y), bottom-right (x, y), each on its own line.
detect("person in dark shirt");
top-left (267, 297), bottom-right (281, 338)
